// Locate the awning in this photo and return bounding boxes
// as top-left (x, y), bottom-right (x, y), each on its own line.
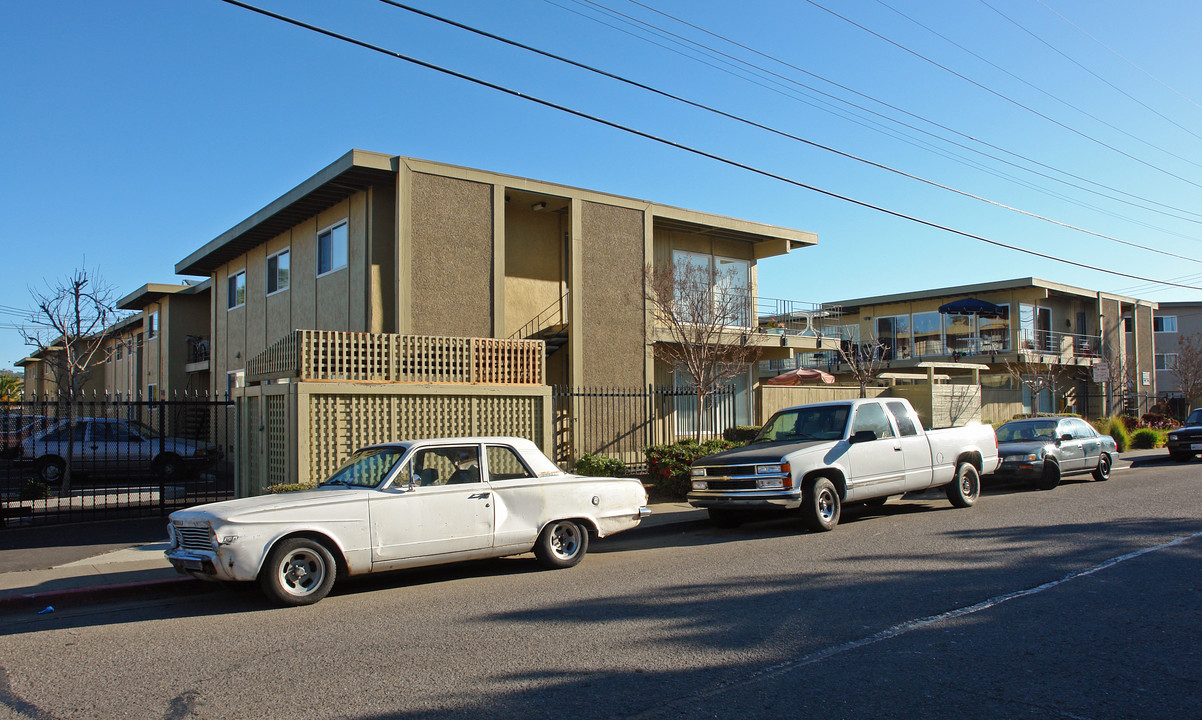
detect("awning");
top-left (937, 298), bottom-right (1004, 317)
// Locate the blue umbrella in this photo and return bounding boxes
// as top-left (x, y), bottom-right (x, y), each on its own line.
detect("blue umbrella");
top-left (937, 298), bottom-right (1004, 317)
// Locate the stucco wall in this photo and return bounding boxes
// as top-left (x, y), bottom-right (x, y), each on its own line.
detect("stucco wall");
top-left (580, 201), bottom-right (645, 387)
top-left (504, 207), bottom-right (564, 337)
top-left (409, 172), bottom-right (494, 338)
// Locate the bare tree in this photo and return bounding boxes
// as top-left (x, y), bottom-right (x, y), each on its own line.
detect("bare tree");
top-left (1003, 355), bottom-right (1069, 416)
top-left (20, 268), bottom-right (123, 493)
top-left (836, 336), bottom-right (889, 398)
top-left (1170, 332), bottom-right (1202, 410)
top-left (644, 261), bottom-right (761, 440)
top-left (1098, 340), bottom-right (1134, 417)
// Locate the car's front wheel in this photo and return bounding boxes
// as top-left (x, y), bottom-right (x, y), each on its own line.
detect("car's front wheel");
top-left (259, 537), bottom-right (337, 606)
top-left (946, 462), bottom-right (980, 508)
top-left (1035, 461), bottom-right (1061, 491)
top-left (534, 519), bottom-right (589, 569)
top-left (801, 476), bottom-right (840, 532)
top-left (153, 452), bottom-right (182, 480)
top-left (35, 456), bottom-right (65, 485)
top-left (1092, 453), bottom-right (1112, 481)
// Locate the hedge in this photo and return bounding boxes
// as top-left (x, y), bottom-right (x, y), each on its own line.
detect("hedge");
top-left (645, 439), bottom-right (737, 498)
top-left (575, 452), bottom-right (628, 477)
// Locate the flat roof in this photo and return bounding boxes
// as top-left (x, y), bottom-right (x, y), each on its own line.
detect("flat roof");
top-left (176, 150), bottom-right (815, 276)
top-left (827, 277), bottom-right (1151, 312)
top-left (117, 279), bottom-right (211, 310)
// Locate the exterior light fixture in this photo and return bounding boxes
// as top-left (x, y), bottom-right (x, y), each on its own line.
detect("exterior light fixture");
top-left (531, 201), bottom-right (547, 211)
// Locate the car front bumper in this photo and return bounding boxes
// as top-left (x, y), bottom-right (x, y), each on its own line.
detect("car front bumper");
top-left (687, 489), bottom-right (802, 510)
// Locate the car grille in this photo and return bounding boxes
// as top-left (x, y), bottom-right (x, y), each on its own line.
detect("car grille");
top-left (696, 464), bottom-right (758, 478)
top-left (174, 524), bottom-right (213, 552)
top-left (702, 479), bottom-right (758, 491)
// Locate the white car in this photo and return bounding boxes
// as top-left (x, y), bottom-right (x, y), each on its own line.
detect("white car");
top-left (23, 417), bottom-right (221, 483)
top-left (166, 437), bottom-right (650, 605)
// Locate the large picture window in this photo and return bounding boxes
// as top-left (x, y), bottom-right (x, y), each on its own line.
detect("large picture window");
top-left (317, 222), bottom-right (348, 276)
top-left (1154, 316), bottom-right (1177, 333)
top-left (979, 304), bottom-right (1010, 352)
top-left (670, 250), bottom-right (751, 328)
top-left (876, 315), bottom-right (911, 360)
top-left (912, 312), bottom-right (943, 356)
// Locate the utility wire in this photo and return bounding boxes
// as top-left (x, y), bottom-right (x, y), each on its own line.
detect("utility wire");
top-left (978, 0), bottom-right (1202, 144)
top-left (1034, 0), bottom-right (1202, 115)
top-left (876, 0), bottom-right (1202, 170)
top-left (376, 0), bottom-right (1200, 263)
top-left (212, 0), bottom-right (1202, 291)
top-left (571, 0), bottom-right (1202, 226)
top-left (802, 0), bottom-right (1202, 191)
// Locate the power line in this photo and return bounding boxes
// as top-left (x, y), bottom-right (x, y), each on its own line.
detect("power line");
top-left (978, 0), bottom-right (1202, 144)
top-left (802, 0), bottom-right (1202, 192)
top-left (566, 0), bottom-right (1202, 226)
top-left (213, 0), bottom-right (1202, 291)
top-left (375, 0), bottom-right (1201, 263)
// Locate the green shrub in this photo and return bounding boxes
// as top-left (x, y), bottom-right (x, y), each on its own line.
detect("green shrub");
top-left (722, 425), bottom-right (762, 443)
top-left (1099, 417), bottom-right (1130, 452)
top-left (575, 452), bottom-right (628, 477)
top-left (1129, 428), bottom-right (1163, 450)
top-left (19, 478), bottom-right (50, 501)
top-left (645, 439), bottom-right (737, 498)
top-left (264, 483), bottom-right (316, 494)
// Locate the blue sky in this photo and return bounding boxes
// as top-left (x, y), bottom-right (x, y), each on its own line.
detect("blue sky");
top-left (4, 0), bottom-right (1201, 369)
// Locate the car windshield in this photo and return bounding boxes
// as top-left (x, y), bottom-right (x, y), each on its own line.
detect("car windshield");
top-left (997, 421), bottom-right (1058, 443)
top-left (320, 447), bottom-right (405, 488)
top-left (753, 405), bottom-right (850, 443)
top-left (1187, 409), bottom-right (1202, 426)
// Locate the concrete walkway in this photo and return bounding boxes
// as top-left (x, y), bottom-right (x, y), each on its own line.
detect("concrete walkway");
top-left (0, 448), bottom-right (1177, 613)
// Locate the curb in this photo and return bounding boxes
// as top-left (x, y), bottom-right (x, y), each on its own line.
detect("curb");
top-left (0, 574), bottom-right (201, 613)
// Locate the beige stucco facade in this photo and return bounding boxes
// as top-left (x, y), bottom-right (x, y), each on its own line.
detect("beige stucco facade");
top-left (110, 281), bottom-right (212, 398)
top-left (175, 150), bottom-right (821, 401)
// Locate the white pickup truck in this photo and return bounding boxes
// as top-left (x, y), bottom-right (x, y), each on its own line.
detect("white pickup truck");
top-left (688, 398), bottom-right (999, 531)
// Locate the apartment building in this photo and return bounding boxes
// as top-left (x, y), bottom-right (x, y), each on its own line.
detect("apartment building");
top-left (1152, 300), bottom-right (1202, 413)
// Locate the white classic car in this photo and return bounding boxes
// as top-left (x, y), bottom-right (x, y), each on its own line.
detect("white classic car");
top-left (166, 437), bottom-right (650, 605)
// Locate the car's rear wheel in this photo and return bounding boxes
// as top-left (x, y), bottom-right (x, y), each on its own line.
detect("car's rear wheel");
top-left (1035, 461), bottom-right (1061, 491)
top-left (946, 462), bottom-right (980, 508)
top-left (707, 508), bottom-right (744, 529)
top-left (534, 519), bottom-right (589, 569)
top-left (801, 476), bottom-right (840, 532)
top-left (35, 456), bottom-right (65, 485)
top-left (1092, 453), bottom-right (1112, 481)
top-left (154, 452), bottom-right (182, 480)
top-left (258, 537), bottom-right (337, 606)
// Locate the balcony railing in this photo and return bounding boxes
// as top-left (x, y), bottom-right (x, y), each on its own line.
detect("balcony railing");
top-left (246, 330), bottom-right (544, 385)
top-left (186, 335), bottom-right (210, 364)
top-left (1018, 329), bottom-right (1101, 360)
top-left (666, 290), bottom-right (841, 336)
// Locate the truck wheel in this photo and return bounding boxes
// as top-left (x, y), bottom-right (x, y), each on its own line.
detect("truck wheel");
top-left (1092, 453), bottom-right (1112, 481)
top-left (801, 477), bottom-right (840, 532)
top-left (1035, 461), bottom-right (1061, 491)
top-left (707, 508), bottom-right (743, 529)
top-left (945, 462), bottom-right (980, 508)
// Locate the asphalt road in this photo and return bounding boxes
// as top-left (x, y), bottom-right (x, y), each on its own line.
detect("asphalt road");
top-left (1, 461), bottom-right (1199, 720)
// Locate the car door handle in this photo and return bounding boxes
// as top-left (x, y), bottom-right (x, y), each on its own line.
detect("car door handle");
top-left (469, 492), bottom-right (490, 499)
top-left (893, 445), bottom-right (902, 451)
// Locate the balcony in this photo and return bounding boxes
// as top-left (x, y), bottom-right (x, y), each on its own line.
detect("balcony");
top-left (246, 330), bottom-right (545, 385)
top-left (185, 335), bottom-right (210, 373)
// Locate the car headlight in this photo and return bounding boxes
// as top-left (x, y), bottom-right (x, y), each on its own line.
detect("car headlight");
top-left (691, 467), bottom-right (706, 477)
top-left (691, 480), bottom-right (708, 491)
top-left (1168, 433), bottom-right (1179, 441)
top-left (756, 464), bottom-right (783, 475)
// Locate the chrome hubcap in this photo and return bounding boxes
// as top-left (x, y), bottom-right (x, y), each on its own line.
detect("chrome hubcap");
top-left (550, 523), bottom-right (580, 559)
top-left (817, 489), bottom-right (835, 521)
top-left (279, 549), bottom-right (325, 596)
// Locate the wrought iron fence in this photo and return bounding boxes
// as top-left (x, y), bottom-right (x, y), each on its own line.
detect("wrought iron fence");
top-left (551, 385), bottom-right (737, 472)
top-left (0, 395), bottom-right (234, 526)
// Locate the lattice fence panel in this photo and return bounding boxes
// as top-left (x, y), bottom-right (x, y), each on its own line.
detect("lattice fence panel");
top-left (265, 394), bottom-right (288, 486)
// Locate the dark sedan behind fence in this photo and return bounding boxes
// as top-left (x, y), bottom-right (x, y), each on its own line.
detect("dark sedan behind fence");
top-left (1, 396), bottom-right (235, 526)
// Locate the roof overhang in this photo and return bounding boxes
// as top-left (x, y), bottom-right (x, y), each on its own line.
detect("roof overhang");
top-left (117, 283), bottom-right (190, 310)
top-left (652, 206), bottom-right (816, 259)
top-left (828, 277), bottom-right (1151, 313)
top-left (175, 150), bottom-right (397, 277)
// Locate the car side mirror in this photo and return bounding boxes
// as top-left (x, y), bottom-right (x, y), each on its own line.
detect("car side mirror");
top-left (849, 430), bottom-right (877, 444)
top-left (1059, 434), bottom-right (1072, 443)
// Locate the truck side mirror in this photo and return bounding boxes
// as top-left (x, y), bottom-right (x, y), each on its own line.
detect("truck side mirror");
top-left (849, 430), bottom-right (877, 444)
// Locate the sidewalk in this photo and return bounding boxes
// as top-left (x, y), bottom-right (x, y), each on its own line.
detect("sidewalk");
top-left (0, 449), bottom-right (1177, 614)
top-left (0, 501), bottom-right (706, 613)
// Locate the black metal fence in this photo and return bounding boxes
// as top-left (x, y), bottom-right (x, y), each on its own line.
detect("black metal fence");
top-left (551, 385), bottom-right (737, 471)
top-left (1, 395), bottom-right (235, 526)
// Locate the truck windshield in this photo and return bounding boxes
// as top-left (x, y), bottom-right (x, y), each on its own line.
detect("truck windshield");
top-left (753, 406), bottom-right (850, 443)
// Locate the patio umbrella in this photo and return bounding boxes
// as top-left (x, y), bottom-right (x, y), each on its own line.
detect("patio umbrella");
top-left (937, 298), bottom-right (1004, 317)
top-left (764, 367), bottom-right (836, 385)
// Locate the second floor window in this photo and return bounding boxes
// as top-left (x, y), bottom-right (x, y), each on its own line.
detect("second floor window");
top-left (1153, 316), bottom-right (1177, 333)
top-left (228, 271), bottom-right (246, 309)
top-left (1156, 353), bottom-right (1178, 371)
top-left (267, 249), bottom-right (290, 294)
top-left (147, 311), bottom-right (158, 339)
top-left (317, 221), bottom-right (348, 276)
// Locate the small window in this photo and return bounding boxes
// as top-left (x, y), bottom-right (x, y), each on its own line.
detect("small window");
top-left (147, 311), bottom-right (158, 340)
top-left (1155, 353), bottom-right (1179, 371)
top-left (317, 222), bottom-right (348, 276)
top-left (226, 369), bottom-right (245, 400)
top-left (227, 271), bottom-right (246, 309)
top-left (885, 401), bottom-right (919, 437)
top-left (1153, 316), bottom-right (1177, 333)
top-left (267, 249), bottom-right (290, 294)
top-left (115, 343), bottom-right (123, 361)
top-left (1122, 315), bottom-right (1133, 332)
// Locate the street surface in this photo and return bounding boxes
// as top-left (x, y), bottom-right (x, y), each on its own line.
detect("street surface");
top-left (1, 460), bottom-right (1199, 719)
